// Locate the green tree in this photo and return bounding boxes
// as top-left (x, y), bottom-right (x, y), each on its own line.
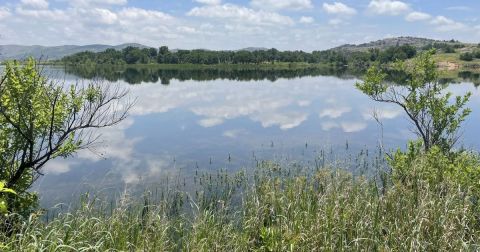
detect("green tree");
top-left (0, 59), bottom-right (132, 214)
top-left (356, 50), bottom-right (471, 153)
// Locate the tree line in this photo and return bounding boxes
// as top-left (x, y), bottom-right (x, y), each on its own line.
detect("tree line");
top-left (60, 44), bottom-right (420, 67)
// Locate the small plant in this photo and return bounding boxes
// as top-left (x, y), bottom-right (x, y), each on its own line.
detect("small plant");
top-left (0, 181), bottom-right (16, 214)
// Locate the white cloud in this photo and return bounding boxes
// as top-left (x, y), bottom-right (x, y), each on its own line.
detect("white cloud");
top-left (15, 7), bottom-right (69, 21)
top-left (321, 121), bottom-right (339, 131)
top-left (323, 2), bottom-right (357, 15)
top-left (44, 159), bottom-right (73, 175)
top-left (21, 0), bottom-right (49, 9)
top-left (88, 8), bottom-right (118, 25)
top-left (320, 121), bottom-right (368, 133)
top-left (446, 6), bottom-right (472, 12)
top-left (198, 118), bottom-right (224, 127)
top-left (0, 7), bottom-right (11, 20)
top-left (362, 107), bottom-right (402, 120)
top-left (70, 0), bottom-right (127, 7)
top-left (195, 0), bottom-right (222, 5)
top-left (405, 11), bottom-right (431, 22)
top-left (430, 16), bottom-right (466, 32)
top-left (299, 16), bottom-right (314, 24)
top-left (118, 7), bottom-right (173, 22)
top-left (223, 129), bottom-right (247, 138)
top-left (76, 118), bottom-right (139, 162)
top-left (187, 4), bottom-right (294, 26)
top-left (250, 0), bottom-right (313, 10)
top-left (340, 122), bottom-right (367, 133)
top-left (368, 0), bottom-right (409, 16)
top-left (252, 111), bottom-right (308, 130)
top-left (319, 106), bottom-right (351, 119)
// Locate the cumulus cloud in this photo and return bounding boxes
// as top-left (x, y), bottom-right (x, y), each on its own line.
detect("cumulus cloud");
top-left (320, 121), bottom-right (368, 133)
top-left (323, 2), bottom-right (357, 15)
top-left (362, 107), bottom-right (402, 120)
top-left (44, 159), bottom-right (73, 175)
top-left (15, 7), bottom-right (69, 21)
top-left (430, 16), bottom-right (466, 32)
top-left (405, 11), bottom-right (431, 22)
top-left (299, 16), bottom-right (314, 24)
top-left (368, 0), bottom-right (409, 15)
top-left (223, 129), bottom-right (248, 138)
top-left (250, 0), bottom-right (313, 10)
top-left (86, 8), bottom-right (118, 25)
top-left (69, 0), bottom-right (127, 7)
top-left (340, 121), bottom-right (368, 133)
top-left (198, 118), bottom-right (224, 127)
top-left (319, 106), bottom-right (352, 119)
top-left (21, 0), bottom-right (49, 9)
top-left (118, 7), bottom-right (173, 23)
top-left (252, 111), bottom-right (308, 130)
top-left (195, 0), bottom-right (222, 5)
top-left (187, 4), bottom-right (294, 26)
top-left (321, 121), bottom-right (339, 131)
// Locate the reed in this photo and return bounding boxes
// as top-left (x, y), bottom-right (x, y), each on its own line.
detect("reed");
top-left (1, 156), bottom-right (479, 251)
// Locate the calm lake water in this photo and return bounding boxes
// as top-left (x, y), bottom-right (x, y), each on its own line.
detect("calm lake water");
top-left (26, 66), bottom-right (480, 208)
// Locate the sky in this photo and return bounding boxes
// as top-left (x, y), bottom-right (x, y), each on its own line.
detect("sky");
top-left (0, 0), bottom-right (479, 51)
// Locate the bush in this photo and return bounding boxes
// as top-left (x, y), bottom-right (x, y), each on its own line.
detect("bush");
top-left (460, 52), bottom-right (474, 61)
top-left (474, 50), bottom-right (480, 59)
top-left (389, 140), bottom-right (480, 195)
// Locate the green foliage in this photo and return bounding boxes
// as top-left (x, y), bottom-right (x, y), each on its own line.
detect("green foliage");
top-left (389, 141), bottom-right (480, 190)
top-left (473, 50), bottom-right (480, 59)
top-left (377, 44), bottom-right (417, 63)
top-left (356, 50), bottom-right (472, 152)
top-left (422, 42), bottom-right (456, 53)
top-left (0, 58), bottom-right (129, 215)
top-left (1, 162), bottom-right (480, 251)
top-left (61, 45), bottom-right (418, 67)
top-left (460, 52), bottom-right (474, 61)
top-left (0, 182), bottom-right (16, 214)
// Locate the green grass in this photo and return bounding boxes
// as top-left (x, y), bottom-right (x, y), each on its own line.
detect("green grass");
top-left (1, 158), bottom-right (480, 251)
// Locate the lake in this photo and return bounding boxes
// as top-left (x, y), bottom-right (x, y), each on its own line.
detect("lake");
top-left (31, 66), bottom-right (480, 208)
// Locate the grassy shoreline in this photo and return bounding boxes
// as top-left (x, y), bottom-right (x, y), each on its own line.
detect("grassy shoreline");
top-left (2, 159), bottom-right (480, 251)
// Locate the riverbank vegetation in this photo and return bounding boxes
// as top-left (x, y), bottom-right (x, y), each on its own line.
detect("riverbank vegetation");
top-left (0, 51), bottom-right (479, 251)
top-left (1, 152), bottom-right (480, 251)
top-left (59, 44), bottom-right (419, 69)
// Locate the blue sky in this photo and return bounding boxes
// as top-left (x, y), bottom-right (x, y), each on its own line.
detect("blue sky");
top-left (0, 0), bottom-right (479, 50)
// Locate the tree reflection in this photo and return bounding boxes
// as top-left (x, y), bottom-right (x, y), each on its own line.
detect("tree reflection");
top-left (64, 65), bottom-right (359, 84)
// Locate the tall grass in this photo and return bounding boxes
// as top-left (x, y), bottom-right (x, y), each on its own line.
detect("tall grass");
top-left (2, 158), bottom-right (480, 251)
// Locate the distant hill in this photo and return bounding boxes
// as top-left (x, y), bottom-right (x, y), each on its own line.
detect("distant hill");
top-left (0, 43), bottom-right (150, 60)
top-left (332, 37), bottom-right (464, 52)
top-left (0, 37), bottom-right (473, 61)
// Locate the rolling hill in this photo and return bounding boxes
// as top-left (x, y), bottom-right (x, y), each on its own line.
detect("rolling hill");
top-left (0, 37), bottom-right (476, 61)
top-left (331, 37), bottom-right (465, 52)
top-left (0, 43), bottom-right (150, 60)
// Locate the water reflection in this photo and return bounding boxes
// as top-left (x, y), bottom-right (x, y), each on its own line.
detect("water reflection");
top-left (33, 67), bottom-right (480, 208)
top-left (64, 65), bottom-right (360, 84)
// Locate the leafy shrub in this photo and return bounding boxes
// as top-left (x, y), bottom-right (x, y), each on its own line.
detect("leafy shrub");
top-left (389, 140), bottom-right (480, 195)
top-left (460, 52), bottom-right (474, 61)
top-left (474, 50), bottom-right (480, 59)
